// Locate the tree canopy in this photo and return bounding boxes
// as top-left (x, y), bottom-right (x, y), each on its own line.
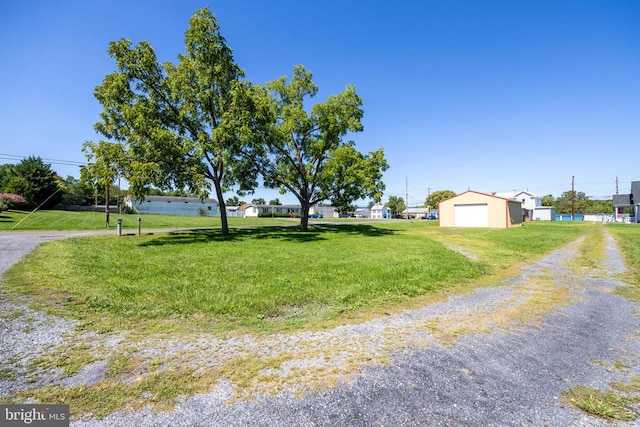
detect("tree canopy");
top-left (251, 65), bottom-right (388, 231)
top-left (225, 196), bottom-right (245, 206)
top-left (91, 7), bottom-right (266, 234)
top-left (553, 190), bottom-right (612, 214)
top-left (1, 156), bottom-right (62, 209)
top-left (426, 190), bottom-right (456, 209)
top-left (541, 194), bottom-right (555, 206)
top-left (90, 9), bottom-right (388, 233)
top-left (81, 140), bottom-right (126, 226)
top-left (387, 196), bottom-right (406, 216)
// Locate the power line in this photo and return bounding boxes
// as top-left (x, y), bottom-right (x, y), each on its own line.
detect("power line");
top-left (0, 154), bottom-right (86, 167)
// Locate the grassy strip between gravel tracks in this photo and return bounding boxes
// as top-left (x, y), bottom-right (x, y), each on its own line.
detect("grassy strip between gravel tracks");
top-left (608, 223), bottom-right (640, 292)
top-left (2, 218), bottom-right (588, 334)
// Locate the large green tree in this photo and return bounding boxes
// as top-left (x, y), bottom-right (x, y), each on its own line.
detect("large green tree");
top-left (541, 194), bottom-right (555, 206)
top-left (92, 8), bottom-right (266, 234)
top-left (0, 164), bottom-right (13, 191)
top-left (250, 65), bottom-right (388, 231)
top-left (554, 190), bottom-right (589, 214)
top-left (2, 156), bottom-right (62, 209)
top-left (81, 141), bottom-right (126, 227)
top-left (59, 175), bottom-right (95, 206)
top-left (426, 190), bottom-right (456, 209)
top-left (553, 191), bottom-right (612, 214)
top-left (387, 195), bottom-right (406, 216)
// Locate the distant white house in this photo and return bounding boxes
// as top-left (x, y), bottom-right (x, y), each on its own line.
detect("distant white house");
top-left (226, 205), bottom-right (243, 217)
top-left (532, 206), bottom-right (556, 221)
top-left (404, 207), bottom-right (432, 219)
top-left (241, 204), bottom-right (303, 218)
top-left (239, 203), bottom-right (338, 218)
top-left (125, 195), bottom-right (219, 216)
top-left (310, 204), bottom-right (338, 218)
top-left (370, 204), bottom-right (389, 219)
top-left (495, 190), bottom-right (555, 221)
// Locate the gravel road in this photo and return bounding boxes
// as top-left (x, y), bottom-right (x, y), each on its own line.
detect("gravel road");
top-left (1, 229), bottom-right (639, 426)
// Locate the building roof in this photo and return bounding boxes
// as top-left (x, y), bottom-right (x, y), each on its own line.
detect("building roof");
top-left (405, 207), bottom-right (430, 213)
top-left (613, 194), bottom-right (632, 206)
top-left (444, 190), bottom-right (516, 203)
top-left (613, 181), bottom-right (640, 206)
top-left (495, 190), bottom-right (541, 199)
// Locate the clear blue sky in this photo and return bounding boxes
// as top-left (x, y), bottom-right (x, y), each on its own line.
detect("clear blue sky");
top-left (1, 0), bottom-right (639, 206)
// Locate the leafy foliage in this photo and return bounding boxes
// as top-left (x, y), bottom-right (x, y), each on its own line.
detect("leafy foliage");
top-left (0, 193), bottom-right (27, 211)
top-left (426, 189), bottom-right (456, 209)
top-left (387, 195), bottom-right (406, 216)
top-left (253, 65), bottom-right (388, 230)
top-left (0, 156), bottom-right (62, 209)
top-left (225, 196), bottom-right (245, 206)
top-left (541, 194), bottom-right (555, 206)
top-left (553, 190), bottom-right (613, 214)
top-left (58, 176), bottom-right (95, 206)
top-left (92, 8), bottom-right (266, 234)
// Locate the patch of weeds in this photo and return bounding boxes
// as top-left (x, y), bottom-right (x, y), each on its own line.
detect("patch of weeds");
top-left (2, 367), bottom-right (216, 420)
top-left (611, 376), bottom-right (640, 394)
top-left (563, 385), bottom-right (637, 420)
top-left (29, 344), bottom-right (98, 377)
top-left (1, 353), bottom-right (300, 420)
top-left (614, 360), bottom-right (631, 370)
top-left (570, 225), bottom-right (606, 272)
top-left (0, 367), bottom-right (16, 380)
top-left (221, 354), bottom-right (294, 398)
top-left (2, 308), bottom-right (25, 319)
top-left (105, 352), bottom-right (138, 379)
top-left (615, 285), bottom-right (640, 305)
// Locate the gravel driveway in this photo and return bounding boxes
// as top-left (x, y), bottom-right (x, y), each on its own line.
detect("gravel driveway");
top-left (1, 229), bottom-right (639, 426)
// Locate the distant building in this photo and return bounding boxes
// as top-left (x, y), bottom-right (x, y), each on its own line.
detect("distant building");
top-left (404, 207), bottom-right (430, 219)
top-left (495, 189), bottom-right (555, 221)
top-left (612, 181), bottom-right (639, 223)
top-left (125, 195), bottom-right (219, 216)
top-left (242, 203), bottom-right (302, 218)
top-left (370, 204), bottom-right (389, 219)
top-left (439, 190), bottom-right (522, 228)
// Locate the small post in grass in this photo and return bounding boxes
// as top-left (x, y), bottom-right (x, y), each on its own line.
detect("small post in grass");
top-left (137, 217), bottom-right (141, 235)
top-left (117, 217), bottom-right (122, 236)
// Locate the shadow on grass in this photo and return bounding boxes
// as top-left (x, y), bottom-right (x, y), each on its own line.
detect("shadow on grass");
top-left (0, 214), bottom-right (15, 222)
top-left (138, 223), bottom-right (395, 247)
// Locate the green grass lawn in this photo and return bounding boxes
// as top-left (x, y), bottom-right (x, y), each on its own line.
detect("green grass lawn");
top-left (0, 209), bottom-right (296, 231)
top-left (2, 219), bottom-right (588, 334)
top-left (608, 223), bottom-right (640, 306)
top-left (608, 223), bottom-right (640, 285)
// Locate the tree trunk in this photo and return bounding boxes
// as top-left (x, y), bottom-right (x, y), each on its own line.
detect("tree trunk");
top-left (214, 183), bottom-right (229, 235)
top-left (105, 185), bottom-right (110, 228)
top-left (299, 201), bottom-right (310, 232)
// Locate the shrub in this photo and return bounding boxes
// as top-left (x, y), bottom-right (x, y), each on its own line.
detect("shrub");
top-left (0, 193), bottom-right (27, 211)
top-left (258, 212), bottom-right (300, 218)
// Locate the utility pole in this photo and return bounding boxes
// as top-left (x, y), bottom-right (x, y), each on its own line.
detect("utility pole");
top-left (616, 176), bottom-right (619, 195)
top-left (405, 176), bottom-right (409, 219)
top-left (427, 187), bottom-right (431, 214)
top-left (571, 175), bottom-right (575, 221)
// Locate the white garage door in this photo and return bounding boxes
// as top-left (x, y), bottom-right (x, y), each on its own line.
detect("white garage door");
top-left (454, 203), bottom-right (488, 227)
